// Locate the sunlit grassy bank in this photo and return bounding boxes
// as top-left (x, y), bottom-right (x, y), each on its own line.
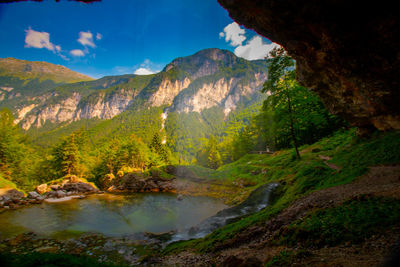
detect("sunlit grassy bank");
top-left (163, 129), bottom-right (400, 254)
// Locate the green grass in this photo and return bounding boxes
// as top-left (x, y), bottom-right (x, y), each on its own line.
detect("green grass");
top-left (0, 253), bottom-right (121, 267)
top-left (163, 129), bottom-right (400, 254)
top-left (277, 195), bottom-right (400, 247)
top-left (0, 174), bottom-right (17, 189)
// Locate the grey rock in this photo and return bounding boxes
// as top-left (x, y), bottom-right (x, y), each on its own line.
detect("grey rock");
top-left (28, 191), bottom-right (41, 199)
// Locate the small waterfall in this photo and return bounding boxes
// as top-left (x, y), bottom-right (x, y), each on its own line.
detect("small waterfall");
top-left (161, 109), bottom-right (168, 144)
top-left (171, 182), bottom-right (279, 241)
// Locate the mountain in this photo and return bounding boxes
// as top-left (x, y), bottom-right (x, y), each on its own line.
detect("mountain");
top-left (5, 49), bottom-right (268, 131)
top-left (1, 49), bottom-right (269, 159)
top-left (0, 57), bottom-right (93, 83)
top-left (0, 57), bottom-right (93, 116)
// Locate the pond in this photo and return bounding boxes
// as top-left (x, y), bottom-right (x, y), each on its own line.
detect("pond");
top-left (0, 193), bottom-right (227, 239)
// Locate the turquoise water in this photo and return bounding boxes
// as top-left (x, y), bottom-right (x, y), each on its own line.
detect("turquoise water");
top-left (0, 193), bottom-right (227, 239)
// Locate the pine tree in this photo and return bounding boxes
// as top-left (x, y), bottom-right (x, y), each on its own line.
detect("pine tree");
top-left (53, 134), bottom-right (80, 177)
top-left (149, 132), bottom-right (168, 163)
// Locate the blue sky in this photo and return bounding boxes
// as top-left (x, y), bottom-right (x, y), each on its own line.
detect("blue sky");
top-left (0, 0), bottom-right (278, 78)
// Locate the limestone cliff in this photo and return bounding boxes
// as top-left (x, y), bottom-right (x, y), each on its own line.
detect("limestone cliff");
top-left (13, 48), bottom-right (269, 130)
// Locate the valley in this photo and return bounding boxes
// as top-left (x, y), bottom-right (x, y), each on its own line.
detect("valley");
top-left (0, 24), bottom-right (399, 267)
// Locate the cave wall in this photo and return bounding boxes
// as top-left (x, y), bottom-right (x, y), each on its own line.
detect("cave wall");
top-left (218, 0), bottom-right (400, 131)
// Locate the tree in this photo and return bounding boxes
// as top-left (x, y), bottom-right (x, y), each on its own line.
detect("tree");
top-left (60, 134), bottom-right (79, 176)
top-left (197, 136), bottom-right (222, 169)
top-left (0, 108), bottom-right (40, 188)
top-left (263, 48), bottom-right (301, 159)
top-left (149, 132), bottom-right (168, 164)
top-left (232, 128), bottom-right (254, 161)
top-left (260, 48), bottom-right (346, 155)
top-left (207, 136), bottom-right (223, 169)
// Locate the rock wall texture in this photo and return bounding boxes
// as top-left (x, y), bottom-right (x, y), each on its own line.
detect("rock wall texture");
top-left (218, 0), bottom-right (400, 131)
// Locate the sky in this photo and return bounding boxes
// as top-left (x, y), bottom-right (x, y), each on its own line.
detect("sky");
top-left (0, 0), bottom-right (279, 78)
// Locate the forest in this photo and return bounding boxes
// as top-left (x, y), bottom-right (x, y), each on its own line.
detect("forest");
top-left (0, 48), bottom-right (345, 192)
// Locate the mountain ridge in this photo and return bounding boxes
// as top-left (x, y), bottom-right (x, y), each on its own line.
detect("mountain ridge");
top-left (2, 48), bottom-right (269, 131)
top-left (0, 57), bottom-right (94, 82)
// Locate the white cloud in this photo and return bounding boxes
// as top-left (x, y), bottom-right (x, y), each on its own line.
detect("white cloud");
top-left (77, 31), bottom-right (95, 48)
top-left (134, 67), bottom-right (154, 75)
top-left (219, 22), bottom-right (281, 60)
top-left (96, 33), bottom-right (102, 40)
top-left (24, 27), bottom-right (59, 51)
top-left (70, 49), bottom-right (85, 57)
top-left (220, 22), bottom-right (246, 46)
top-left (234, 36), bottom-right (280, 60)
top-left (59, 54), bottom-right (70, 61)
top-left (114, 59), bottom-right (162, 75)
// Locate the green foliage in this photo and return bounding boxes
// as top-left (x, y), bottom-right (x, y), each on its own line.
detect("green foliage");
top-left (55, 134), bottom-right (80, 176)
top-left (0, 252), bottom-right (120, 267)
top-left (260, 48), bottom-right (346, 152)
top-left (0, 108), bottom-right (39, 189)
top-left (149, 132), bottom-right (169, 163)
top-left (278, 196), bottom-right (400, 247)
top-left (0, 173), bottom-right (17, 189)
top-left (196, 136), bottom-right (223, 169)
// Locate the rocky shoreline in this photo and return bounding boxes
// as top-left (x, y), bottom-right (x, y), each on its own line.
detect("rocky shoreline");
top-left (0, 179), bottom-right (100, 211)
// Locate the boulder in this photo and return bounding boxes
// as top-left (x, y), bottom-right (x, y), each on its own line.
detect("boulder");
top-left (46, 191), bottom-right (57, 198)
top-left (56, 190), bottom-right (67, 198)
top-left (62, 182), bottom-right (98, 193)
top-left (28, 191), bottom-right (41, 199)
top-left (1, 189), bottom-right (24, 200)
top-left (50, 185), bottom-right (60, 191)
top-left (36, 184), bottom-right (48, 194)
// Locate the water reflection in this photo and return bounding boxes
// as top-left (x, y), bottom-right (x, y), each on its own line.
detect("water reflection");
top-left (0, 193), bottom-right (227, 239)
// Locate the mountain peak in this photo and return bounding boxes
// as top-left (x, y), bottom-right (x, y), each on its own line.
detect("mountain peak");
top-left (191, 48), bottom-right (237, 61)
top-left (163, 48), bottom-right (241, 78)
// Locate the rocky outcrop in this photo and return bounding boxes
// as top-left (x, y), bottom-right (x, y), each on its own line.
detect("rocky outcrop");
top-left (1, 178), bottom-right (100, 211)
top-left (149, 77), bottom-right (191, 106)
top-left (21, 92), bottom-right (81, 129)
top-left (62, 182), bottom-right (98, 193)
top-left (218, 0), bottom-right (400, 131)
top-left (173, 72), bottom-right (266, 114)
top-left (173, 78), bottom-right (235, 113)
top-left (107, 172), bottom-right (176, 193)
top-left (35, 184), bottom-right (48, 194)
top-left (20, 89), bottom-right (137, 129)
top-left (75, 89), bottom-right (136, 120)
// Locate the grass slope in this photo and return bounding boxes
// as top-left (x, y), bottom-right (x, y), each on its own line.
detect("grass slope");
top-left (163, 129), bottom-right (400, 254)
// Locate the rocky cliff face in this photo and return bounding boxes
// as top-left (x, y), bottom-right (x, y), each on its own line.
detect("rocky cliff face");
top-left (172, 72), bottom-right (266, 115)
top-left (19, 89), bottom-right (137, 129)
top-left (149, 77), bottom-right (191, 106)
top-left (218, 0), bottom-right (400, 132)
top-left (13, 49), bottom-right (268, 130)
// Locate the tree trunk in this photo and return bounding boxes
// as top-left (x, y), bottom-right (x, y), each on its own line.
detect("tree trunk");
top-left (286, 87), bottom-right (301, 159)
